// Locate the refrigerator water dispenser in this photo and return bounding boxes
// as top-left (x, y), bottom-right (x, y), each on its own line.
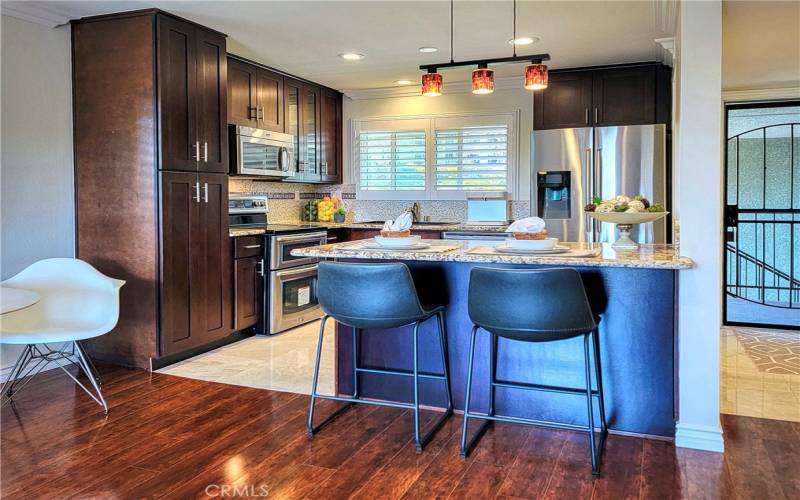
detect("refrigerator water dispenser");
top-left (537, 171), bottom-right (571, 219)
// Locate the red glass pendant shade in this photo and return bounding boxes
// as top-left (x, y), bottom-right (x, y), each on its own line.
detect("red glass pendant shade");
top-left (422, 72), bottom-right (443, 96)
top-left (471, 68), bottom-right (495, 94)
top-left (524, 63), bottom-right (548, 90)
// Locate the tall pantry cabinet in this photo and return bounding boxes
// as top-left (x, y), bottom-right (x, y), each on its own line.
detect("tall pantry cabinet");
top-left (72, 9), bottom-right (232, 368)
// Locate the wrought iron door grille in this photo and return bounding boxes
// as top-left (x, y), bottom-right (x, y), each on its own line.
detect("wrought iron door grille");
top-left (724, 114), bottom-right (800, 328)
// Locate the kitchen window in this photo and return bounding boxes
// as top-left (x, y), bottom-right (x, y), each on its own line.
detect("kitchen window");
top-left (354, 113), bottom-right (517, 200)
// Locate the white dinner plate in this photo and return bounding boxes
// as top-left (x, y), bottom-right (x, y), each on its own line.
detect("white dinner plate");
top-left (494, 245), bottom-right (570, 255)
top-left (362, 241), bottom-right (431, 251)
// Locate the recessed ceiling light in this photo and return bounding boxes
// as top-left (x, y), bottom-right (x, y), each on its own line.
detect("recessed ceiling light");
top-left (508, 36), bottom-right (539, 46)
top-left (395, 79), bottom-right (413, 86)
top-left (339, 52), bottom-right (365, 61)
top-left (418, 46), bottom-right (438, 53)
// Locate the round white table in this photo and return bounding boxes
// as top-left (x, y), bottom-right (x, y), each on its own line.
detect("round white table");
top-left (0, 286), bottom-right (41, 314)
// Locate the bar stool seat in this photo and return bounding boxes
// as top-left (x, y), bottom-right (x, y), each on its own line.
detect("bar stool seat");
top-left (308, 261), bottom-right (453, 452)
top-left (461, 267), bottom-right (608, 476)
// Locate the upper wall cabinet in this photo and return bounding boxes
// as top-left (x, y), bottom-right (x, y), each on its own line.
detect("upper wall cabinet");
top-left (228, 59), bottom-right (284, 132)
top-left (226, 57), bottom-right (342, 184)
top-left (158, 15), bottom-right (227, 173)
top-left (534, 63), bottom-right (671, 130)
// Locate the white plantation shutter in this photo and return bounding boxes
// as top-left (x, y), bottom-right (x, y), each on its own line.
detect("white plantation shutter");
top-left (435, 126), bottom-right (508, 191)
top-left (358, 130), bottom-right (426, 192)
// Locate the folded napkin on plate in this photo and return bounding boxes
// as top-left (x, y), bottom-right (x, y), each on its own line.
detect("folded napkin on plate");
top-left (382, 211), bottom-right (413, 231)
top-left (505, 216), bottom-right (546, 233)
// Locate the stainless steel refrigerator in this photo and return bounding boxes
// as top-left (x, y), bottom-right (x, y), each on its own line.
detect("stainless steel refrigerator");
top-left (531, 124), bottom-right (668, 244)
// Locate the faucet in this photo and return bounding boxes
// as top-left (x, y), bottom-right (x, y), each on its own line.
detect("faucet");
top-left (408, 202), bottom-right (421, 222)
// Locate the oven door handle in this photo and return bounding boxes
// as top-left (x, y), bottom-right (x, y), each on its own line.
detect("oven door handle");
top-left (274, 232), bottom-right (328, 243)
top-left (274, 264), bottom-right (318, 280)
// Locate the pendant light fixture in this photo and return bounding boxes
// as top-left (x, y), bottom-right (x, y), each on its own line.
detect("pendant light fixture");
top-left (419, 0), bottom-right (550, 96)
top-left (422, 0), bottom-right (454, 97)
top-left (524, 63), bottom-right (548, 90)
top-left (471, 64), bottom-right (494, 94)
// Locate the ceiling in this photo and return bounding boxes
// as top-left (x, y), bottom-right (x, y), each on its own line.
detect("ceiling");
top-left (722, 1), bottom-right (800, 90)
top-left (9, 1), bottom-right (675, 91)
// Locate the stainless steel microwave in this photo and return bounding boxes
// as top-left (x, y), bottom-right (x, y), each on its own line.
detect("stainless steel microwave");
top-left (229, 125), bottom-right (295, 178)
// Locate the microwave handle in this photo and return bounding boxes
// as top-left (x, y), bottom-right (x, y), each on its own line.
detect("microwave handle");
top-left (279, 147), bottom-right (291, 172)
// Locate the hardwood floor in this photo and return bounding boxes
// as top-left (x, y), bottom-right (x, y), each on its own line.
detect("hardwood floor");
top-left (2, 365), bottom-right (798, 499)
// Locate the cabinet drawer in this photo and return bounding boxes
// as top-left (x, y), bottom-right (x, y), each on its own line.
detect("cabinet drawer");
top-left (234, 236), bottom-right (263, 258)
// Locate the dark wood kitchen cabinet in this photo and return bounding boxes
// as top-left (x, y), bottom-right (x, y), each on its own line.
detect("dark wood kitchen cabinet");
top-left (533, 71), bottom-right (593, 130)
top-left (158, 15), bottom-right (227, 173)
top-left (73, 9), bottom-right (233, 369)
top-left (233, 236), bottom-right (264, 330)
top-left (319, 87), bottom-right (342, 183)
top-left (534, 63), bottom-right (670, 130)
top-left (160, 172), bottom-right (231, 355)
top-left (284, 77), bottom-right (322, 182)
top-left (227, 58), bottom-right (284, 132)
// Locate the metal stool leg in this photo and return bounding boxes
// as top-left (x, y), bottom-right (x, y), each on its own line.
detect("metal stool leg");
top-left (437, 311), bottom-right (453, 412)
top-left (352, 326), bottom-right (360, 399)
top-left (592, 329), bottom-right (608, 433)
top-left (460, 324), bottom-right (491, 457)
top-left (460, 325), bottom-right (478, 456)
top-left (584, 333), bottom-right (600, 476)
top-left (489, 333), bottom-right (497, 416)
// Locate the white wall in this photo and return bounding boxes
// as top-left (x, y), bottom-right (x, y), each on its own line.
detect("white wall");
top-left (343, 87), bottom-right (534, 201)
top-left (673, 1), bottom-right (724, 452)
top-left (1, 15), bottom-right (74, 376)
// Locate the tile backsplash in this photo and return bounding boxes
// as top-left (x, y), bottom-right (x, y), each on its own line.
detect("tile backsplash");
top-left (229, 180), bottom-right (530, 224)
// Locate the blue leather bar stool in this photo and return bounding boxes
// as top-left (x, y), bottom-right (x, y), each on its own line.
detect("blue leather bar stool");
top-left (461, 267), bottom-right (608, 475)
top-left (308, 261), bottom-right (453, 452)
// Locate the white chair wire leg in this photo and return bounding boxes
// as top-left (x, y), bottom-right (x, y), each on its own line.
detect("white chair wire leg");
top-left (1, 341), bottom-right (108, 414)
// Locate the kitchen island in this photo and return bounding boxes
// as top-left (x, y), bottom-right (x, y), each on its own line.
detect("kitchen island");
top-left (293, 241), bottom-right (692, 438)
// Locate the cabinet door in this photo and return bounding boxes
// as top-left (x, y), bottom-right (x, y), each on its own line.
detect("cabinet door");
top-left (533, 71), bottom-right (593, 130)
top-left (158, 16), bottom-right (198, 171)
top-left (196, 30), bottom-right (227, 173)
top-left (160, 171), bottom-right (201, 355)
top-left (283, 78), bottom-right (302, 178)
top-left (592, 66), bottom-right (656, 126)
top-left (319, 88), bottom-right (342, 183)
top-left (300, 83), bottom-right (321, 180)
top-left (234, 256), bottom-right (263, 330)
top-left (228, 58), bottom-right (258, 127)
top-left (256, 68), bottom-right (284, 132)
top-left (193, 173), bottom-right (232, 343)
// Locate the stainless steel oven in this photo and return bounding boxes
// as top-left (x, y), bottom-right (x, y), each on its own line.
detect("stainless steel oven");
top-left (270, 232), bottom-right (327, 270)
top-left (230, 125), bottom-right (295, 178)
top-left (266, 231), bottom-right (327, 334)
top-left (269, 264), bottom-right (321, 333)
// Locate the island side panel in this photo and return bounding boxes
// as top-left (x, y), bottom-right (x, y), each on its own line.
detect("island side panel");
top-left (335, 260), bottom-right (676, 438)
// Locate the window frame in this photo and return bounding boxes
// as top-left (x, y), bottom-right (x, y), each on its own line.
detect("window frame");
top-left (352, 112), bottom-right (518, 201)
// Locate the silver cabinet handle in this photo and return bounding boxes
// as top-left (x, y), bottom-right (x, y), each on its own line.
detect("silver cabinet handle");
top-left (585, 108), bottom-right (589, 124)
top-left (203, 182), bottom-right (209, 203)
top-left (257, 106), bottom-right (263, 120)
top-left (193, 181), bottom-right (200, 202)
top-left (203, 142), bottom-right (208, 162)
top-left (594, 108), bottom-right (599, 124)
top-left (256, 259), bottom-right (265, 276)
top-left (243, 244), bottom-right (261, 249)
top-left (249, 106), bottom-right (257, 120)
top-left (194, 141), bottom-right (200, 161)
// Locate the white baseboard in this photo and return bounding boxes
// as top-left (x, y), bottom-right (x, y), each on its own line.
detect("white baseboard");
top-left (675, 422), bottom-right (724, 453)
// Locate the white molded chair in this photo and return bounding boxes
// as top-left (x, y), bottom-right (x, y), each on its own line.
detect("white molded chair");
top-left (1, 258), bottom-right (125, 413)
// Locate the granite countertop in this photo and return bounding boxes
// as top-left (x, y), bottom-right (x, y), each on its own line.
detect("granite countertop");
top-left (291, 240), bottom-right (694, 270)
top-left (229, 222), bottom-right (508, 237)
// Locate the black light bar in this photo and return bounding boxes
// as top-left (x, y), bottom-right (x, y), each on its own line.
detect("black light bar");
top-left (419, 53), bottom-right (550, 72)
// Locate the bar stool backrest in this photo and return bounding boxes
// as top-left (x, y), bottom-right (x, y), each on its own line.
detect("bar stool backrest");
top-left (318, 261), bottom-right (426, 329)
top-left (468, 267), bottom-right (596, 341)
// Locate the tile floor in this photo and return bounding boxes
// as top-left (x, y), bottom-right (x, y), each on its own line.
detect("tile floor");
top-left (721, 326), bottom-right (800, 422)
top-left (157, 319), bottom-right (336, 396)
